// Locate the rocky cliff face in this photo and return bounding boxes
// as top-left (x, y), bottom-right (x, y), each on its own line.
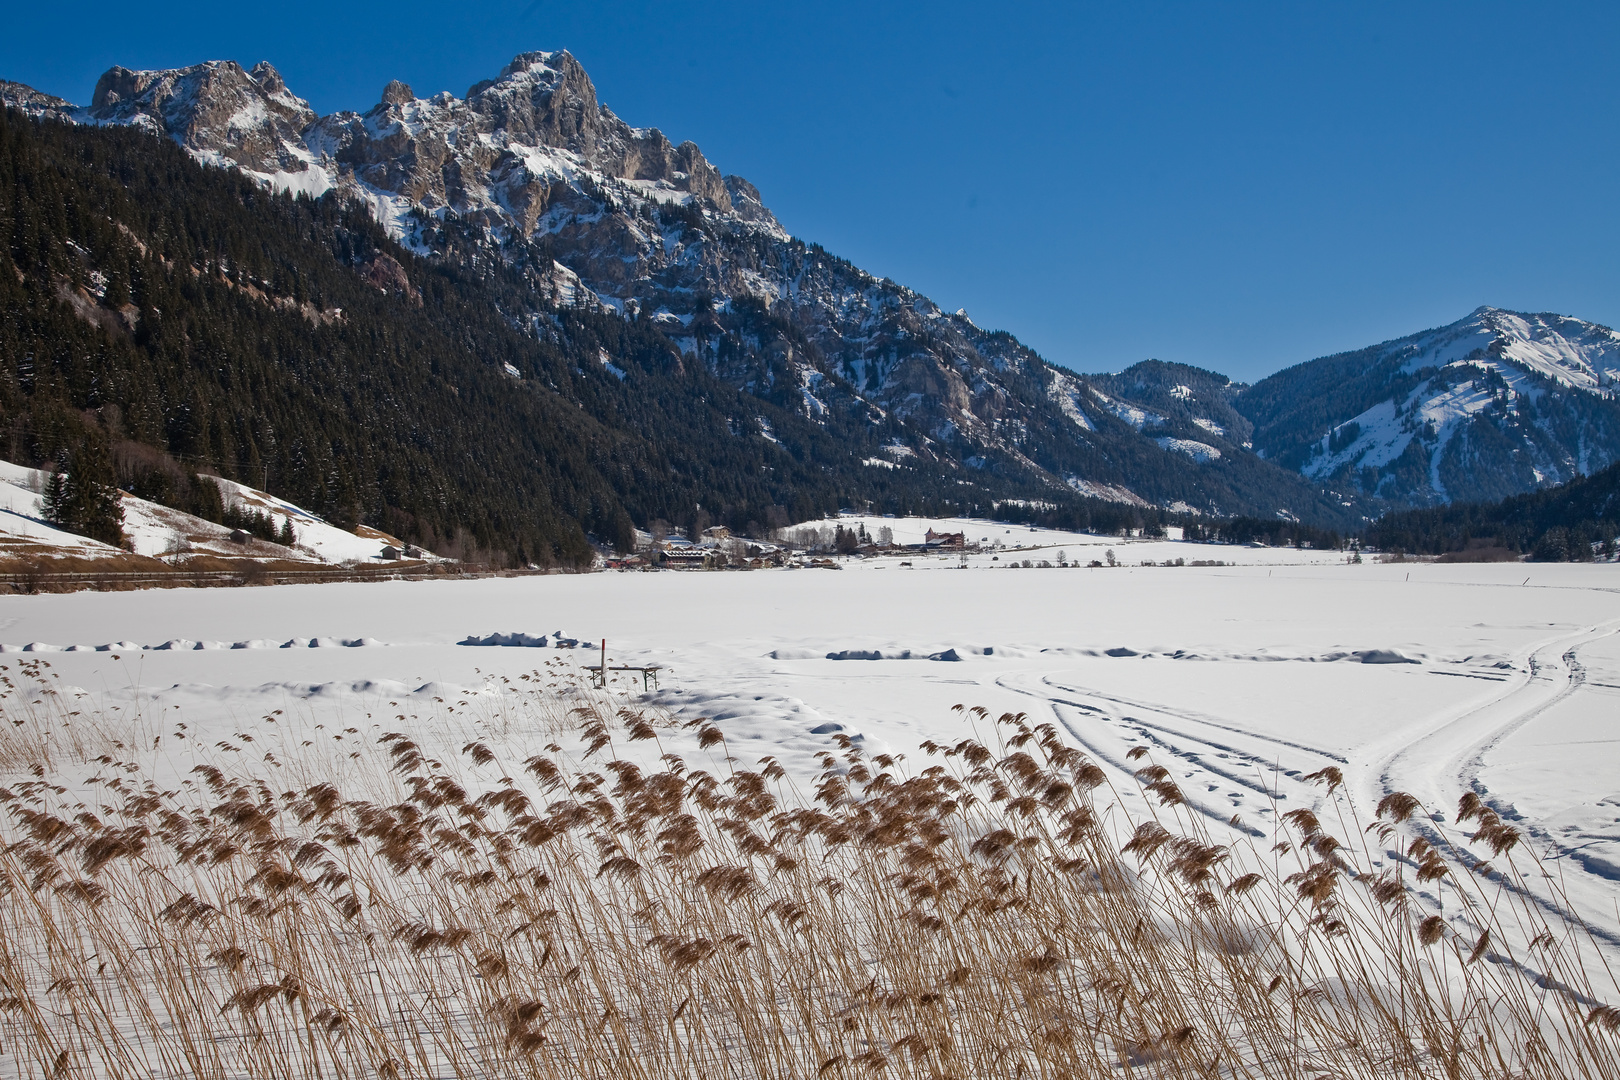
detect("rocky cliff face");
top-left (0, 54), bottom-right (1372, 525)
top-left (302, 53), bottom-right (740, 234)
top-left (88, 61), bottom-right (320, 178)
top-left (0, 80), bottom-right (77, 123)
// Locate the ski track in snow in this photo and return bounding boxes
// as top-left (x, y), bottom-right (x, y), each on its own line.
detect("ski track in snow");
top-left (1354, 621), bottom-right (1620, 948)
top-left (980, 620), bottom-right (1620, 956)
top-left (1361, 621), bottom-right (1616, 841)
top-left (991, 671), bottom-right (1344, 834)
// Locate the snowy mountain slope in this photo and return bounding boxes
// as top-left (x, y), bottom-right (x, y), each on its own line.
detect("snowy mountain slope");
top-left (33, 59), bottom-right (1616, 522)
top-left (1089, 360), bottom-right (1254, 447)
top-left (1, 56), bottom-right (1352, 525)
top-left (1238, 306), bottom-right (1620, 508)
top-left (1061, 360), bottom-right (1369, 515)
top-left (1408, 307), bottom-right (1620, 393)
top-left (205, 473), bottom-right (423, 564)
top-left (0, 464), bottom-right (111, 558)
top-left (0, 81), bottom-right (77, 123)
top-left (0, 460), bottom-right (417, 565)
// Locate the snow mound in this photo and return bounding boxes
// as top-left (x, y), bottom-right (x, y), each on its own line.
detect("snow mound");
top-left (1, 637), bottom-right (385, 652)
top-left (460, 632), bottom-right (551, 648)
top-left (1354, 649), bottom-right (1420, 665)
top-left (824, 647), bottom-right (967, 662)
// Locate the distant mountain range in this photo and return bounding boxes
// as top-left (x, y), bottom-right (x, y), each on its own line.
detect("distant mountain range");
top-left (3, 53), bottom-right (1619, 560)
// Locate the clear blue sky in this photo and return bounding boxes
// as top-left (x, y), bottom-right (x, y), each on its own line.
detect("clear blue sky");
top-left (5, 1), bottom-right (1617, 384)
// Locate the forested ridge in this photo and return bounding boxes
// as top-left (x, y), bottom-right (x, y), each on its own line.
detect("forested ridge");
top-left (0, 109), bottom-right (1078, 565)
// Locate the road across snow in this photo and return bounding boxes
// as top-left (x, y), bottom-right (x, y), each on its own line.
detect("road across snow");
top-left (0, 551), bottom-right (1616, 966)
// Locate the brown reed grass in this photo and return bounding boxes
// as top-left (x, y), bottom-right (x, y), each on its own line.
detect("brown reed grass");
top-left (0, 661), bottom-right (1611, 1078)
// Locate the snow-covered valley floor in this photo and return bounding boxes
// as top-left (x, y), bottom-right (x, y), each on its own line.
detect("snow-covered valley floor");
top-left (4, 553), bottom-right (1618, 921)
top-left (0, 546), bottom-right (1617, 1075)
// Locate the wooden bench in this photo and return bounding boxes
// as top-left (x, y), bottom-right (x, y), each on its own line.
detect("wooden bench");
top-left (583, 643), bottom-right (661, 691)
top-left (585, 664), bottom-right (662, 691)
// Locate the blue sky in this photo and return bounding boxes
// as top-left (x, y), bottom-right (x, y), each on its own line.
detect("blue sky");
top-left (5, 1), bottom-right (1617, 383)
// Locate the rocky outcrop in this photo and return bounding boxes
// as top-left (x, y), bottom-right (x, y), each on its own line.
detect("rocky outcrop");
top-left (0, 80), bottom-right (78, 122)
top-left (722, 175), bottom-right (781, 231)
top-left (89, 61), bottom-right (318, 177)
top-left (297, 51), bottom-right (731, 229)
top-left (360, 253), bottom-right (421, 305)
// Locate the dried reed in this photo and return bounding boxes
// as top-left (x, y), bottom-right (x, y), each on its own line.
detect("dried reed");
top-left (0, 661), bottom-right (1611, 1078)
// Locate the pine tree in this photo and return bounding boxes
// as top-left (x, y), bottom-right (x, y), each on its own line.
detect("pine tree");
top-left (40, 441), bottom-right (125, 547)
top-left (41, 451), bottom-right (70, 527)
top-left (67, 437), bottom-right (126, 547)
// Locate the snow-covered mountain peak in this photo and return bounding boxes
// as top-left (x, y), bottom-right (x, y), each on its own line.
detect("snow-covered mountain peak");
top-left (7, 50), bottom-right (771, 247)
top-left (379, 79), bottom-right (414, 107)
top-left (247, 61), bottom-right (298, 101)
top-left (1248, 305), bottom-right (1620, 508)
top-left (78, 60), bottom-right (324, 192)
top-left (0, 79), bottom-right (75, 121)
top-left (90, 59), bottom-right (317, 144)
top-left (1396, 306), bottom-right (1620, 395)
top-left (496, 49), bottom-right (570, 83)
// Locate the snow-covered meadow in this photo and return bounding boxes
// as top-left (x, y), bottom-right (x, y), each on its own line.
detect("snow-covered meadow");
top-left (0, 530), bottom-right (1616, 1075)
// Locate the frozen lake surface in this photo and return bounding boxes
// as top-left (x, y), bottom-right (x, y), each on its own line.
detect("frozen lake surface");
top-left (2, 543), bottom-right (1617, 961)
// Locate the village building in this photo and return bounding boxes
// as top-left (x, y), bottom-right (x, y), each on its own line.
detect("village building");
top-left (659, 548), bottom-right (713, 568)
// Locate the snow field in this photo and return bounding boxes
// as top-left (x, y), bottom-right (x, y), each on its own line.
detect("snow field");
top-left (1, 557), bottom-right (1614, 919)
top-left (0, 547), bottom-right (1616, 1075)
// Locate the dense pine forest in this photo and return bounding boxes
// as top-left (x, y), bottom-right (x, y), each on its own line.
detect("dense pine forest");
top-left (0, 109), bottom-right (1103, 565)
